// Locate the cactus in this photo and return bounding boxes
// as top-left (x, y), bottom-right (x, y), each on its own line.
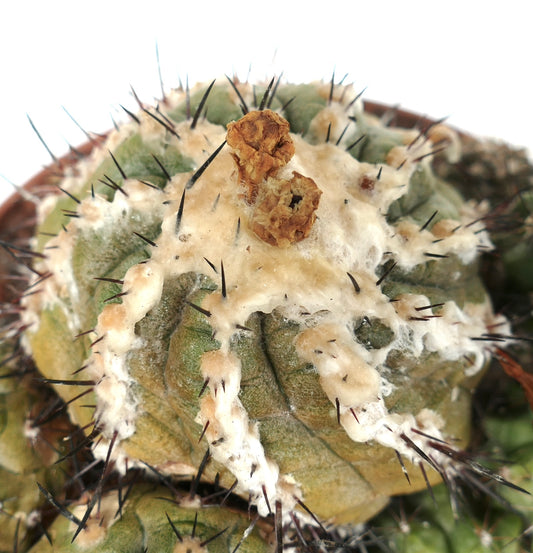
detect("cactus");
top-left (0, 336), bottom-right (70, 552)
top-left (1, 75), bottom-right (532, 551)
top-left (433, 135), bottom-right (533, 361)
top-left (27, 483), bottom-right (273, 553)
top-left (375, 354), bottom-right (533, 553)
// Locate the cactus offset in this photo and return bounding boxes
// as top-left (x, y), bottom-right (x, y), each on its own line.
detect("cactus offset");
top-left (1, 76), bottom-right (531, 551)
top-left (28, 484), bottom-right (272, 553)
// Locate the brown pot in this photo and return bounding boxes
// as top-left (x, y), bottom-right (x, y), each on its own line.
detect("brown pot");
top-left (0, 140), bottom-right (104, 305)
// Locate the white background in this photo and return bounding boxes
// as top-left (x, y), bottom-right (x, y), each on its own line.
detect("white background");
top-left (0, 0), bottom-right (531, 205)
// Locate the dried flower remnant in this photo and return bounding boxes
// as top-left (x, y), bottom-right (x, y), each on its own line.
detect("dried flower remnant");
top-left (250, 171), bottom-right (322, 247)
top-left (227, 109), bottom-right (295, 202)
top-left (227, 109), bottom-right (322, 246)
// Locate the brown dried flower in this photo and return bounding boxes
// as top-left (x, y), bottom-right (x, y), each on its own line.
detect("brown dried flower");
top-left (227, 109), bottom-right (295, 202)
top-left (250, 171), bottom-right (322, 247)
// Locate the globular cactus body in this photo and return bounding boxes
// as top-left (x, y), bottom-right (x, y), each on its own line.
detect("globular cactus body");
top-left (1, 76), bottom-right (531, 551)
top-left (20, 79), bottom-right (501, 521)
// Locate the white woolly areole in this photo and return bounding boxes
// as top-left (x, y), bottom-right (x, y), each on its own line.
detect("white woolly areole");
top-left (21, 82), bottom-right (505, 521)
top-left (69, 490), bottom-right (123, 548)
top-left (195, 350), bottom-right (302, 517)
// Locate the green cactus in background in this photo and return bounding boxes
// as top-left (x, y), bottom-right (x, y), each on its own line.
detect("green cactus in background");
top-left (0, 75), bottom-right (532, 551)
top-left (375, 355), bottom-right (533, 553)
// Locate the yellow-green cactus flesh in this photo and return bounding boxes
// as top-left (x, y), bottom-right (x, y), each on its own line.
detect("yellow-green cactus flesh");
top-left (0, 338), bottom-right (68, 552)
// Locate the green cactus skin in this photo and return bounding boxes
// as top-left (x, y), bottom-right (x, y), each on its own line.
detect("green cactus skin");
top-left (1, 76), bottom-right (531, 551)
top-left (28, 484), bottom-right (272, 553)
top-left (0, 338), bottom-right (69, 552)
top-left (377, 484), bottom-right (525, 553)
top-left (375, 367), bottom-right (533, 553)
